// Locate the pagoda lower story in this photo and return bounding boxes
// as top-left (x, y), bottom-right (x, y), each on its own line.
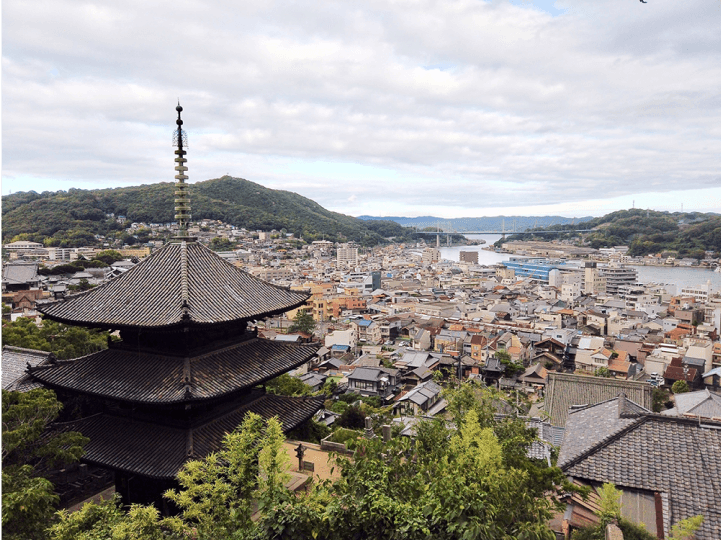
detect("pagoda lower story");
top-left (54, 388), bottom-right (322, 509)
top-left (32, 326), bottom-right (323, 508)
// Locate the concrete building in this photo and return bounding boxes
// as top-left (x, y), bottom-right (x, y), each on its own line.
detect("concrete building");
top-left (422, 248), bottom-right (441, 265)
top-left (459, 251), bottom-right (479, 264)
top-left (680, 281), bottom-right (715, 303)
top-left (336, 243), bottom-right (359, 268)
top-left (600, 263), bottom-right (637, 295)
top-left (584, 262), bottom-right (607, 295)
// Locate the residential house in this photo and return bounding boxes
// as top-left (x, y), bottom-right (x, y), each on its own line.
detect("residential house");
top-left (346, 367), bottom-right (399, 399)
top-left (352, 319), bottom-right (382, 344)
top-left (558, 395), bottom-right (721, 540)
top-left (394, 380), bottom-right (445, 416)
top-left (2, 262), bottom-right (41, 292)
top-left (544, 372), bottom-right (653, 427)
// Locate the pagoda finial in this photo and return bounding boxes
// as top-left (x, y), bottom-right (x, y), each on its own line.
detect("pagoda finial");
top-left (173, 103), bottom-right (191, 237)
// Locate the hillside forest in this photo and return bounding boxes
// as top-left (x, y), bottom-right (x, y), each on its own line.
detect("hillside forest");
top-left (1, 177), bottom-right (421, 248)
top-left (496, 209), bottom-right (721, 259)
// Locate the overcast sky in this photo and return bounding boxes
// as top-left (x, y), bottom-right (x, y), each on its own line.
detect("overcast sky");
top-left (3, 0), bottom-right (721, 218)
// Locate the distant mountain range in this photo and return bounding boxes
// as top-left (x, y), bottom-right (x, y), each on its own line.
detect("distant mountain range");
top-left (357, 215), bottom-right (593, 232)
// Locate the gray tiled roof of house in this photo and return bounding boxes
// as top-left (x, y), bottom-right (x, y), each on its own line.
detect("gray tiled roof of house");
top-left (348, 367), bottom-right (385, 382)
top-left (37, 241), bottom-right (309, 329)
top-left (545, 372), bottom-right (653, 427)
top-left (662, 389), bottom-right (721, 420)
top-left (559, 399), bottom-right (721, 540)
top-left (2, 346), bottom-right (52, 392)
top-left (558, 395), bottom-right (650, 467)
top-left (2, 262), bottom-right (39, 285)
top-left (399, 380), bottom-right (441, 406)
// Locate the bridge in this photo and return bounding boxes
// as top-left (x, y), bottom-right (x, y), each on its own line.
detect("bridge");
top-left (414, 230), bottom-right (593, 235)
top-left (413, 228), bottom-right (594, 247)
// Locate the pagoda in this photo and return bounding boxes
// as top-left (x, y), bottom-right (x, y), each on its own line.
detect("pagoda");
top-left (31, 104), bottom-right (323, 509)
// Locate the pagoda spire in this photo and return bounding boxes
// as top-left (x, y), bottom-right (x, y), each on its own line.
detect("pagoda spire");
top-left (173, 103), bottom-right (191, 238)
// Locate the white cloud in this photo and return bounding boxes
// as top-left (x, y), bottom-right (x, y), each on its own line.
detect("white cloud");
top-left (3, 0), bottom-right (720, 218)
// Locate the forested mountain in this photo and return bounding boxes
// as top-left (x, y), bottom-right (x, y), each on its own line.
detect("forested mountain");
top-left (497, 209), bottom-right (721, 259)
top-left (1, 176), bottom-right (415, 247)
top-left (358, 214), bottom-right (592, 231)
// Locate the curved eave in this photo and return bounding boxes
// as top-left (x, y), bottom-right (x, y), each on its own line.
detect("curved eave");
top-left (36, 293), bottom-right (310, 332)
top-left (30, 342), bottom-right (319, 406)
top-left (58, 394), bottom-right (326, 480)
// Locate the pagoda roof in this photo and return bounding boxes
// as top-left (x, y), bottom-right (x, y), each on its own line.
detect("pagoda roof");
top-left (54, 391), bottom-right (324, 479)
top-left (37, 241), bottom-right (309, 330)
top-left (31, 337), bottom-right (317, 405)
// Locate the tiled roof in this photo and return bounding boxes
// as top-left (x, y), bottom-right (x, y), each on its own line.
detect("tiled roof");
top-left (2, 263), bottom-right (39, 285)
top-left (398, 380), bottom-right (441, 405)
top-left (664, 364), bottom-right (698, 382)
top-left (55, 391), bottom-right (324, 479)
top-left (662, 389), bottom-right (721, 421)
top-left (559, 399), bottom-right (721, 540)
top-left (37, 241), bottom-right (309, 329)
top-left (545, 372), bottom-right (653, 427)
top-left (30, 337), bottom-right (317, 404)
top-left (558, 395), bottom-right (650, 467)
top-left (2, 346), bottom-right (52, 392)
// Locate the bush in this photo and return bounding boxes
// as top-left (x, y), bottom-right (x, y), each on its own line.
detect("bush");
top-left (330, 401), bottom-right (349, 414)
top-left (329, 428), bottom-right (362, 449)
top-left (286, 419), bottom-right (331, 444)
top-left (671, 380), bottom-right (690, 394)
top-left (339, 392), bottom-right (361, 404)
top-left (652, 388), bottom-right (672, 413)
top-left (335, 405), bottom-right (365, 429)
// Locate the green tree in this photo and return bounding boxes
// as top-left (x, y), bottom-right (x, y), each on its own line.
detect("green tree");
top-left (495, 350), bottom-right (524, 377)
top-left (49, 496), bottom-right (173, 540)
top-left (264, 373), bottom-right (312, 396)
top-left (335, 404), bottom-right (365, 429)
top-left (2, 389), bottom-right (88, 540)
top-left (288, 310), bottom-right (316, 335)
top-left (594, 367), bottom-right (611, 378)
top-left (668, 515), bottom-right (704, 540)
top-left (672, 380), bottom-right (690, 394)
top-left (209, 237), bottom-right (235, 251)
top-left (652, 387), bottom-right (672, 413)
top-left (93, 249), bottom-right (124, 265)
top-left (68, 278), bottom-right (94, 292)
top-left (2, 318), bottom-right (110, 360)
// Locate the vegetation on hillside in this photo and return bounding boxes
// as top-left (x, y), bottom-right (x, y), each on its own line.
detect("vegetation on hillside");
top-left (2, 389), bottom-right (88, 540)
top-left (33, 383), bottom-right (575, 539)
top-left (496, 209), bottom-right (721, 259)
top-left (2, 177), bottom-right (421, 248)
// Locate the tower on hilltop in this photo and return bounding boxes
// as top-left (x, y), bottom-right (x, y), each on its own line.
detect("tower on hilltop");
top-left (31, 105), bottom-right (324, 510)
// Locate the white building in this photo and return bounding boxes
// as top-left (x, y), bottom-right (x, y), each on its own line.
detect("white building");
top-left (600, 263), bottom-right (638, 295)
top-left (3, 241), bottom-right (44, 251)
top-left (336, 243), bottom-right (359, 268)
top-left (680, 281), bottom-right (714, 303)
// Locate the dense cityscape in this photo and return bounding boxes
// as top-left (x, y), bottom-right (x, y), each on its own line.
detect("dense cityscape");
top-left (3, 196), bottom-right (721, 538)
